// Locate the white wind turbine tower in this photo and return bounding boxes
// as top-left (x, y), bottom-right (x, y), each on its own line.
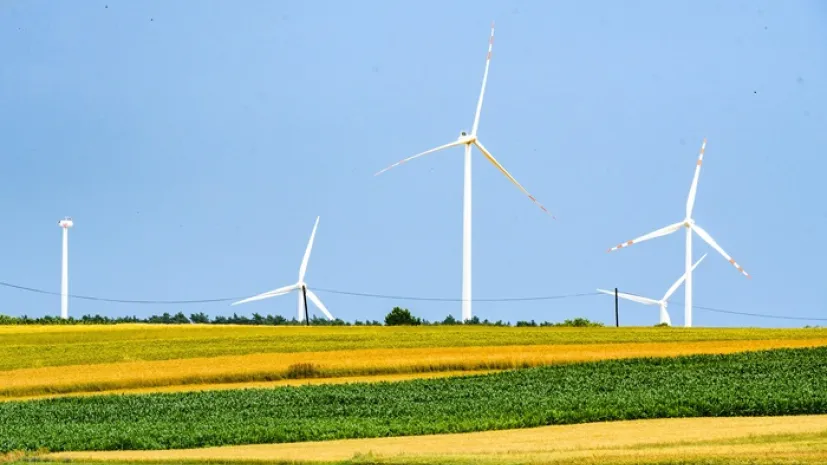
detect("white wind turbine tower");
top-left (58, 217), bottom-right (74, 319)
top-left (232, 216), bottom-right (334, 323)
top-left (598, 254), bottom-right (707, 326)
top-left (374, 22), bottom-right (552, 322)
top-left (607, 139), bottom-right (750, 327)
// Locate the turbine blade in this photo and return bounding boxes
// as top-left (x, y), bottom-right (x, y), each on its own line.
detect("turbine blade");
top-left (607, 221), bottom-right (684, 253)
top-left (473, 140), bottom-right (554, 217)
top-left (596, 289), bottom-right (659, 305)
top-left (662, 253), bottom-right (708, 301)
top-left (691, 223), bottom-right (750, 278)
top-left (686, 138), bottom-right (707, 218)
top-left (299, 217), bottom-right (320, 282)
top-left (306, 289), bottom-right (334, 320)
top-left (374, 140), bottom-right (464, 176)
top-left (231, 283), bottom-right (299, 306)
top-left (471, 22), bottom-right (495, 136)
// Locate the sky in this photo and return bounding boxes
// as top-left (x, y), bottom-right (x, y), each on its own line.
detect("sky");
top-left (1, 0), bottom-right (825, 327)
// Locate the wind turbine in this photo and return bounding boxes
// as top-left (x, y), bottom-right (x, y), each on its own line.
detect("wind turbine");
top-left (374, 22), bottom-right (552, 322)
top-left (598, 254), bottom-right (707, 326)
top-left (607, 139), bottom-right (750, 327)
top-left (58, 217), bottom-right (74, 320)
top-left (232, 216), bottom-right (334, 323)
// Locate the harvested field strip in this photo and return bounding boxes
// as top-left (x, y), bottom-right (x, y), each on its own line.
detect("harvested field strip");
top-left (48, 415), bottom-right (827, 464)
top-left (2, 347), bottom-right (826, 452)
top-left (4, 338), bottom-right (827, 398)
top-left (4, 370), bottom-right (494, 403)
top-left (4, 324), bottom-right (827, 371)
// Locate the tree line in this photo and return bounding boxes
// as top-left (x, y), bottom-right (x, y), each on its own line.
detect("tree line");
top-left (0, 306), bottom-right (604, 327)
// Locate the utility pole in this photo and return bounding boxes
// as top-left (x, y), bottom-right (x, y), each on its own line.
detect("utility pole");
top-left (614, 287), bottom-right (619, 327)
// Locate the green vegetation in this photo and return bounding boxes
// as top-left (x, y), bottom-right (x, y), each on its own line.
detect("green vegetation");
top-left (4, 325), bottom-right (827, 372)
top-left (2, 346), bottom-right (825, 452)
top-left (384, 307), bottom-right (422, 326)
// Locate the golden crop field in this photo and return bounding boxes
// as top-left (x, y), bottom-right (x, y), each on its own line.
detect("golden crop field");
top-left (4, 337), bottom-right (827, 400)
top-left (49, 414), bottom-right (827, 464)
top-left (4, 324), bottom-right (827, 371)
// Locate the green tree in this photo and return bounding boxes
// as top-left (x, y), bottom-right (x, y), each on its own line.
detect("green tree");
top-left (384, 307), bottom-right (421, 326)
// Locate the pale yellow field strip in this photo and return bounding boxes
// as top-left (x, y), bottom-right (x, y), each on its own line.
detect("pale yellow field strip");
top-left (5, 338), bottom-right (827, 399)
top-left (6, 370), bottom-right (494, 402)
top-left (50, 414), bottom-right (827, 463)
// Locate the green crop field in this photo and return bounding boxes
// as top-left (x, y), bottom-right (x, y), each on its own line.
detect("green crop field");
top-left (2, 346), bottom-right (826, 453)
top-left (4, 324), bottom-right (827, 371)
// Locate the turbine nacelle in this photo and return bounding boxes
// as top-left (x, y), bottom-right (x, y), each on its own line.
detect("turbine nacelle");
top-left (457, 131), bottom-right (476, 144)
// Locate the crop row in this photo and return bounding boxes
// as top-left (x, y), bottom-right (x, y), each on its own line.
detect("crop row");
top-left (4, 324), bottom-right (827, 371)
top-left (1, 346), bottom-right (826, 452)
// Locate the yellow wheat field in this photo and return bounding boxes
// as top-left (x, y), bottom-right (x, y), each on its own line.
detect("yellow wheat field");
top-left (50, 414), bottom-right (827, 464)
top-left (4, 338), bottom-right (827, 400)
top-left (7, 370), bottom-right (494, 402)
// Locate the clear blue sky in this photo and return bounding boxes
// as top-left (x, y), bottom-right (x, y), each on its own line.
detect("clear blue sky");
top-left (1, 0), bottom-right (825, 327)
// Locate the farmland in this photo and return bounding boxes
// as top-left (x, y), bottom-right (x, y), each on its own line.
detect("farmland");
top-left (2, 346), bottom-right (826, 452)
top-left (49, 415), bottom-right (827, 464)
top-left (4, 324), bottom-right (827, 370)
top-left (4, 338), bottom-right (827, 400)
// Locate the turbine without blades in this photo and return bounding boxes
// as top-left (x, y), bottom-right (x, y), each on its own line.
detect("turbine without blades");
top-left (232, 216), bottom-right (334, 323)
top-left (606, 139), bottom-right (750, 327)
top-left (374, 22), bottom-right (553, 323)
top-left (598, 254), bottom-right (707, 326)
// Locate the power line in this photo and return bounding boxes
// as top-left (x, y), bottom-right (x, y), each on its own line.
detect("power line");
top-left (313, 287), bottom-right (601, 302)
top-left (0, 279), bottom-right (823, 323)
top-left (670, 301), bottom-right (827, 322)
top-left (0, 280), bottom-right (599, 304)
top-left (0, 281), bottom-right (239, 304)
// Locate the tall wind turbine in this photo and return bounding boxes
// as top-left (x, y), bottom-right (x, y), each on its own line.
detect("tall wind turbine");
top-left (598, 254), bottom-right (707, 326)
top-left (232, 216), bottom-right (334, 323)
top-left (607, 139), bottom-right (750, 327)
top-left (58, 217), bottom-right (74, 319)
top-left (374, 22), bottom-right (552, 322)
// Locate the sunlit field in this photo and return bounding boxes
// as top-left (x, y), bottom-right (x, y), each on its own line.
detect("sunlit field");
top-left (5, 324), bottom-right (827, 370)
top-left (3, 325), bottom-right (827, 399)
top-left (3, 347), bottom-right (826, 453)
top-left (48, 415), bottom-right (827, 465)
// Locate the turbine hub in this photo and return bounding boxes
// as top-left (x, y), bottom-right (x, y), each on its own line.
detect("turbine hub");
top-left (457, 131), bottom-right (476, 145)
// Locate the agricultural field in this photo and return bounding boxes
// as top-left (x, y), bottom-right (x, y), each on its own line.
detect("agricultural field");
top-left (2, 346), bottom-right (826, 452)
top-left (48, 415), bottom-right (827, 464)
top-left (5, 324), bottom-right (827, 370)
top-left (3, 325), bottom-right (827, 400)
top-left (4, 338), bottom-right (827, 400)
top-left (3, 324), bottom-right (827, 464)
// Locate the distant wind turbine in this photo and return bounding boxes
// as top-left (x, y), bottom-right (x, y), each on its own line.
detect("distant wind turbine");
top-left (374, 22), bottom-right (552, 322)
top-left (606, 139), bottom-right (750, 327)
top-left (232, 216), bottom-right (333, 323)
top-left (598, 254), bottom-right (707, 326)
top-left (58, 217), bottom-right (74, 319)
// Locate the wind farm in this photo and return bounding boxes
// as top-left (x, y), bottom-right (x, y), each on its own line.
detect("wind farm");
top-left (2, 4), bottom-right (825, 465)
